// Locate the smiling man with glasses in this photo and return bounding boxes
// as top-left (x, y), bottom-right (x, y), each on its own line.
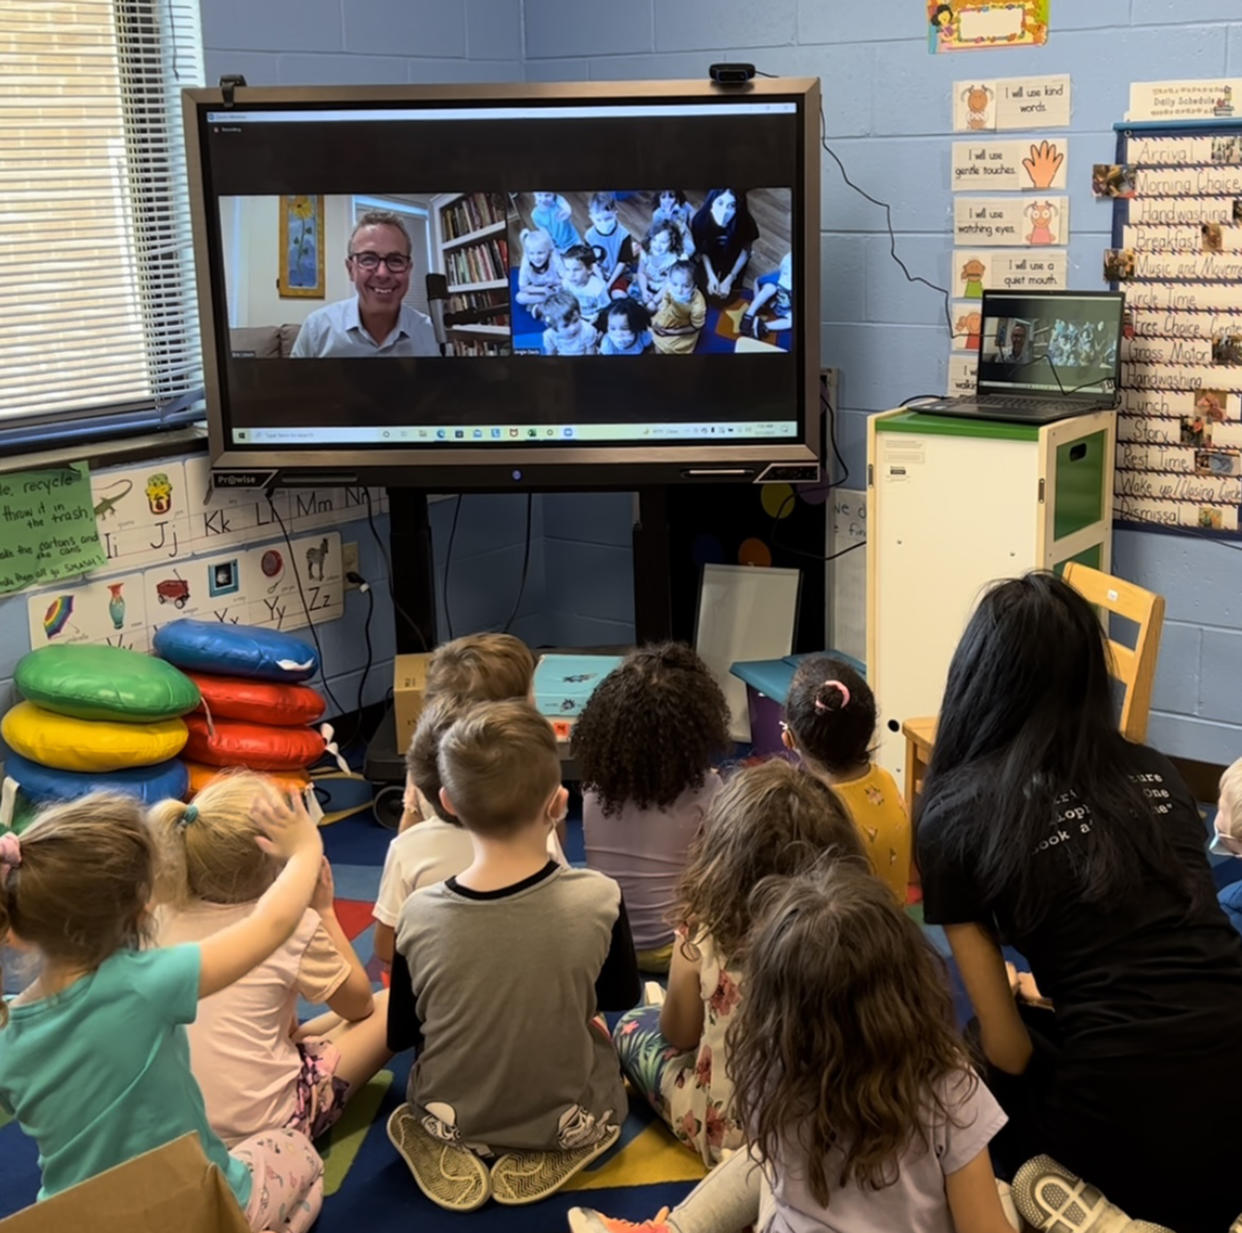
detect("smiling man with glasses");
top-left (291, 209), bottom-right (440, 357)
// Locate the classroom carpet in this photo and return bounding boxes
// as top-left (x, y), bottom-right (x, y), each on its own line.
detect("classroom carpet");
top-left (0, 808), bottom-right (709, 1233)
top-left (1, 798), bottom-right (1237, 1231)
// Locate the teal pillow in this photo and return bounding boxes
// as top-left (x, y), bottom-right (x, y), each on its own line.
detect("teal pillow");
top-left (15, 644), bottom-right (201, 722)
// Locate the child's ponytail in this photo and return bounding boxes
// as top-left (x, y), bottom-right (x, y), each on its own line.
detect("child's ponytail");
top-left (150, 772), bottom-right (282, 908)
top-left (785, 655), bottom-right (875, 775)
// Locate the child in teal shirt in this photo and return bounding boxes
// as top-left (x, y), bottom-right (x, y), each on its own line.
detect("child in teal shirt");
top-left (0, 785), bottom-right (323, 1230)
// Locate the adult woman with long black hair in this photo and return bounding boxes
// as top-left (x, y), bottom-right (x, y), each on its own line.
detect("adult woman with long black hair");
top-left (689, 188), bottom-right (758, 302)
top-left (917, 571), bottom-right (1242, 1233)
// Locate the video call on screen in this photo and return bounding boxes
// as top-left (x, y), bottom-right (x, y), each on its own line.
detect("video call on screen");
top-left (202, 102), bottom-right (807, 438)
top-left (977, 294), bottom-right (1121, 393)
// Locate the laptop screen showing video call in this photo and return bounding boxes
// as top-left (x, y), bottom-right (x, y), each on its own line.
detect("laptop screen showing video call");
top-left (199, 98), bottom-right (806, 450)
top-left (976, 292), bottom-right (1123, 400)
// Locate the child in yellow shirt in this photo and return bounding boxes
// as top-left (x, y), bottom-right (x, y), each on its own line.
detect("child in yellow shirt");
top-left (781, 655), bottom-right (911, 903)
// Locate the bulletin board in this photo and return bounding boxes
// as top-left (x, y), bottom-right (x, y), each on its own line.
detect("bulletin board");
top-left (1107, 118), bottom-right (1242, 537)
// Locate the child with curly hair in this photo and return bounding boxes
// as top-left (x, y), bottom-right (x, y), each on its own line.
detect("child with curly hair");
top-left (609, 759), bottom-right (866, 1167)
top-left (570, 860), bottom-right (1019, 1233)
top-left (782, 653), bottom-right (911, 903)
top-left (572, 643), bottom-right (729, 972)
top-left (153, 771), bottom-right (391, 1150)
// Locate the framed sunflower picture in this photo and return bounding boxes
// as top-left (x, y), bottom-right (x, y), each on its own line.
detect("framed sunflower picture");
top-left (278, 193), bottom-right (325, 297)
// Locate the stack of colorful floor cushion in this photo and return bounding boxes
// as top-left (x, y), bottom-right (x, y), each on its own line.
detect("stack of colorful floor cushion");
top-left (1, 644), bottom-right (200, 830)
top-left (152, 619), bottom-right (326, 797)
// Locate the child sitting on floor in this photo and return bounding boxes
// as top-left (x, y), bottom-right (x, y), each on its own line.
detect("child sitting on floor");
top-left (610, 759), bottom-right (866, 1166)
top-left (515, 227), bottom-right (564, 319)
top-left (571, 860), bottom-right (1020, 1233)
top-left (372, 693), bottom-right (476, 966)
top-left (782, 654), bottom-right (911, 904)
top-left (387, 701), bottom-right (641, 1212)
top-left (572, 643), bottom-right (730, 971)
top-left (650, 260), bottom-right (707, 355)
top-left (401, 631), bottom-right (536, 830)
top-left (560, 243), bottom-right (613, 326)
top-left (0, 788), bottom-right (325, 1232)
top-left (154, 771), bottom-right (391, 1148)
top-left (598, 298), bottom-right (652, 355)
top-left (739, 251), bottom-right (793, 342)
top-left (541, 290), bottom-right (599, 356)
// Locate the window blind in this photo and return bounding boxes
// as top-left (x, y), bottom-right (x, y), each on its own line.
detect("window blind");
top-left (0, 1), bottom-right (204, 439)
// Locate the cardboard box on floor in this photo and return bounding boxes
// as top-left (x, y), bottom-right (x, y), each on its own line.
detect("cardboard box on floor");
top-left (393, 652), bottom-right (432, 754)
top-left (0, 1133), bottom-right (250, 1233)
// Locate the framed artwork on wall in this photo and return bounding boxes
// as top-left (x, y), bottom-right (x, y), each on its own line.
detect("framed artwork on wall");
top-left (277, 193), bottom-right (324, 298)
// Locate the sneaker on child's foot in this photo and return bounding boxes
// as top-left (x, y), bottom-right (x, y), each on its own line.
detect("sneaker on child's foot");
top-left (491, 1124), bottom-right (621, 1205)
top-left (1012, 1156), bottom-right (1175, 1233)
top-left (567, 1206), bottom-right (672, 1232)
top-left (386, 1104), bottom-right (491, 1212)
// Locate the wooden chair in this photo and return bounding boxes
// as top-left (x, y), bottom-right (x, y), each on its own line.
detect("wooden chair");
top-left (900, 564), bottom-right (1166, 819)
top-left (1062, 561), bottom-right (1165, 744)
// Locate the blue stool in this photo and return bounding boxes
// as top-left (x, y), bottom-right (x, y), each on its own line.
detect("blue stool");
top-left (730, 651), bottom-right (866, 756)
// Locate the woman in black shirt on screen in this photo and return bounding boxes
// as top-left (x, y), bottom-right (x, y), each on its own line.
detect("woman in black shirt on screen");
top-left (916, 571), bottom-right (1242, 1233)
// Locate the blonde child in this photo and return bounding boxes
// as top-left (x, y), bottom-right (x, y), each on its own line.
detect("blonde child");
top-left (609, 759), bottom-right (865, 1166)
top-left (650, 260), bottom-right (706, 356)
top-left (572, 643), bottom-right (729, 971)
top-left (372, 692), bottom-right (475, 965)
top-left (386, 701), bottom-right (641, 1211)
top-left (541, 290), bottom-right (599, 356)
top-left (153, 771), bottom-right (390, 1149)
top-left (0, 788), bottom-right (326, 1232)
top-left (516, 227), bottom-right (564, 318)
top-left (782, 654), bottom-right (911, 903)
top-left (635, 219), bottom-right (683, 312)
top-left (570, 861), bottom-right (1019, 1233)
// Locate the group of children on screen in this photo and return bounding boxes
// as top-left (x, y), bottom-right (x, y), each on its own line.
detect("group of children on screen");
top-left (516, 190), bottom-right (792, 356)
top-left (4, 599), bottom-right (1242, 1232)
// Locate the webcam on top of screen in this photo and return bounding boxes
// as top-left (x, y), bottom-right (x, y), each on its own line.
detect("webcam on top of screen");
top-left (709, 63), bottom-right (756, 86)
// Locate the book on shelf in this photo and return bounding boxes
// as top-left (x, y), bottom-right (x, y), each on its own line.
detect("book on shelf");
top-left (441, 192), bottom-right (505, 241)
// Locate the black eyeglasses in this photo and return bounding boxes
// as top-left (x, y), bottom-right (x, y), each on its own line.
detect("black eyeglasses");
top-left (349, 251), bottom-right (411, 272)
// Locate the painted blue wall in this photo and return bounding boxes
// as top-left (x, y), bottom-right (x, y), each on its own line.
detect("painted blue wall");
top-left (521, 0), bottom-right (1242, 764)
top-left (156, 0), bottom-right (1242, 760)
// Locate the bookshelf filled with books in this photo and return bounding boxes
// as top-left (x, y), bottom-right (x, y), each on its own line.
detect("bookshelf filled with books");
top-left (432, 192), bottom-right (511, 356)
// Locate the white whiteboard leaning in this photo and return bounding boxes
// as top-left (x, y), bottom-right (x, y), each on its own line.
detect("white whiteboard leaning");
top-left (694, 563), bottom-right (801, 743)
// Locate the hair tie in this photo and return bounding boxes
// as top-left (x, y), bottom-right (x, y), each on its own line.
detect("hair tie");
top-left (813, 680), bottom-right (850, 713)
top-left (0, 831), bottom-right (22, 874)
top-left (178, 804), bottom-right (199, 829)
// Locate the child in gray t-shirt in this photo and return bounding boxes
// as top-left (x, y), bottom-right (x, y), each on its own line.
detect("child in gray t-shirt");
top-left (386, 700), bottom-right (640, 1212)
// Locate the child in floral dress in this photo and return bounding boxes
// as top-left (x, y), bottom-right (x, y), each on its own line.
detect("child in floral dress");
top-left (610, 759), bottom-right (864, 1166)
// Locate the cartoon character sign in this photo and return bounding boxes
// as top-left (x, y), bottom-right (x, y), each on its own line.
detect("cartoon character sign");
top-left (145, 472), bottom-right (173, 515)
top-left (1025, 200), bottom-right (1058, 246)
top-left (962, 84), bottom-right (993, 130)
top-left (960, 257), bottom-right (988, 299)
top-left (955, 310), bottom-right (983, 352)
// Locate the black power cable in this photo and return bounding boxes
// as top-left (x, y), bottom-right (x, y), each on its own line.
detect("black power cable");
top-left (501, 493), bottom-right (533, 634)
top-left (756, 66), bottom-right (953, 334)
top-left (443, 494), bottom-right (463, 640)
top-left (363, 488), bottom-right (431, 651)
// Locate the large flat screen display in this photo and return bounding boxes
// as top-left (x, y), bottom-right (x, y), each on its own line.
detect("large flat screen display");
top-left (185, 79), bottom-right (820, 487)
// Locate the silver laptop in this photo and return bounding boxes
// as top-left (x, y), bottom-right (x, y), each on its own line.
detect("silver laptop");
top-left (917, 290), bottom-right (1125, 425)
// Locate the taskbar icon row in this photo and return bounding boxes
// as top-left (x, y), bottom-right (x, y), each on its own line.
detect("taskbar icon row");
top-left (233, 421), bottom-right (797, 445)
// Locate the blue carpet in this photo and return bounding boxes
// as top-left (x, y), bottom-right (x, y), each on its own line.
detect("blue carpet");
top-left (3, 797), bottom-right (1239, 1230)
